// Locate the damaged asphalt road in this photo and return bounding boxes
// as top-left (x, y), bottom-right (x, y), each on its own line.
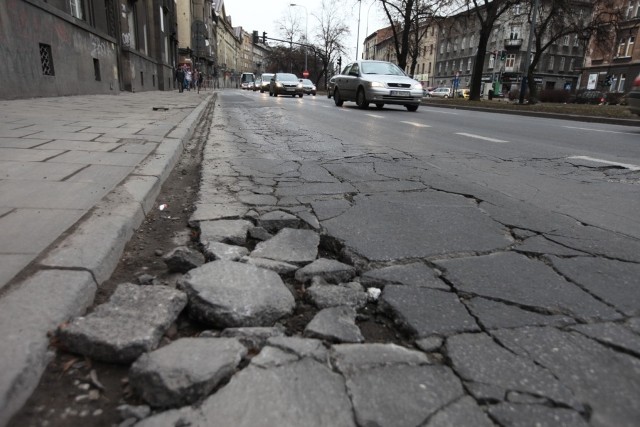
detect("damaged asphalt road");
top-left (14, 92), bottom-right (640, 426)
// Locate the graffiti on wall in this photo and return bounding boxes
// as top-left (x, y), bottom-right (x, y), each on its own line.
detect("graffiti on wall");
top-left (90, 34), bottom-right (111, 58)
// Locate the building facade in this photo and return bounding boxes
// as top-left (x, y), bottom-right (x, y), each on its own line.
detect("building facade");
top-left (580, 0), bottom-right (640, 93)
top-left (0, 0), bottom-right (180, 100)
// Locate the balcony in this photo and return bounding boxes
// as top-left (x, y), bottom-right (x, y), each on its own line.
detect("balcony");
top-left (504, 38), bottom-right (523, 50)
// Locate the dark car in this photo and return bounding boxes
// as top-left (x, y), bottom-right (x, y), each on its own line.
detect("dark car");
top-left (327, 76), bottom-right (337, 98)
top-left (259, 73), bottom-right (274, 93)
top-left (269, 73), bottom-right (303, 97)
top-left (331, 60), bottom-right (423, 111)
top-left (627, 73), bottom-right (640, 115)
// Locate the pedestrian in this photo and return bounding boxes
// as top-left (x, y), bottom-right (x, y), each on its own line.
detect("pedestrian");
top-left (175, 67), bottom-right (184, 93)
top-left (185, 68), bottom-right (192, 91)
top-left (197, 70), bottom-right (203, 93)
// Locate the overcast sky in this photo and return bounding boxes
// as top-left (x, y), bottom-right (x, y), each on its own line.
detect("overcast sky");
top-left (223, 0), bottom-right (389, 63)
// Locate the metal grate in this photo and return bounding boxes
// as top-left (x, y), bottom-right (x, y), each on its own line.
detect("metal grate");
top-left (39, 43), bottom-right (55, 76)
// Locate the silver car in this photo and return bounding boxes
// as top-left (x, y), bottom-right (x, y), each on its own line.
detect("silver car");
top-left (331, 60), bottom-right (423, 111)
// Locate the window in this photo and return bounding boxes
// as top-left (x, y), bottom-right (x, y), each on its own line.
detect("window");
top-left (628, 1), bottom-right (636, 19)
top-left (39, 43), bottom-right (55, 76)
top-left (618, 38), bottom-right (626, 56)
top-left (559, 57), bottom-right (565, 71)
top-left (548, 55), bottom-right (555, 71)
top-left (513, 5), bottom-right (521, 15)
top-left (467, 58), bottom-right (472, 71)
top-left (446, 41), bottom-right (450, 53)
top-left (618, 74), bottom-right (626, 91)
top-left (453, 38), bottom-right (458, 52)
top-left (510, 27), bottom-right (520, 40)
top-left (505, 53), bottom-right (516, 68)
top-left (439, 43), bottom-right (444, 54)
top-left (569, 58), bottom-right (575, 71)
top-left (626, 36), bottom-right (635, 56)
top-left (563, 35), bottom-right (570, 46)
top-left (93, 58), bottom-right (101, 81)
top-left (69, 0), bottom-right (83, 19)
top-left (462, 36), bottom-right (466, 50)
top-left (489, 53), bottom-right (495, 69)
top-left (438, 62), bottom-right (442, 74)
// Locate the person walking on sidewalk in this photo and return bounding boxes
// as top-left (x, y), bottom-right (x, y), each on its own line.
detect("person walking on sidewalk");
top-left (175, 67), bottom-right (185, 93)
top-left (185, 68), bottom-right (192, 91)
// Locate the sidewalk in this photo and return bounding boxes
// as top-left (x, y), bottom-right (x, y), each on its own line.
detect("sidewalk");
top-left (0, 90), bottom-right (213, 425)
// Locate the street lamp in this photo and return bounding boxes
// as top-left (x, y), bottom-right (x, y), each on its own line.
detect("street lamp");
top-left (364, 0), bottom-right (376, 60)
top-left (289, 3), bottom-right (308, 72)
top-left (356, 0), bottom-right (362, 60)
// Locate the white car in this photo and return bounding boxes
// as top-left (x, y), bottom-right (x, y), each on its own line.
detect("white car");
top-left (428, 87), bottom-right (452, 98)
top-left (331, 60), bottom-right (423, 111)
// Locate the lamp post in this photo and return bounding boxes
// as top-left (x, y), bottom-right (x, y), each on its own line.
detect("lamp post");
top-left (364, 0), bottom-right (375, 60)
top-left (356, 0), bottom-right (362, 60)
top-left (290, 3), bottom-right (308, 72)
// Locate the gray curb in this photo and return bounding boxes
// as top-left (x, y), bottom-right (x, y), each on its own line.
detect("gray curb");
top-left (0, 93), bottom-right (215, 427)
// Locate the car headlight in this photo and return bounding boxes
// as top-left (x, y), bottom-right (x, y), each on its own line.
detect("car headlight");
top-left (412, 83), bottom-right (423, 90)
top-left (369, 81), bottom-right (385, 88)
top-left (276, 82), bottom-right (283, 87)
top-left (312, 85), bottom-right (316, 90)
top-left (297, 83), bottom-right (303, 88)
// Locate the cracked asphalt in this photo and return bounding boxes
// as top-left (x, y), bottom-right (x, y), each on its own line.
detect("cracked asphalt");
top-left (186, 92), bottom-right (639, 425)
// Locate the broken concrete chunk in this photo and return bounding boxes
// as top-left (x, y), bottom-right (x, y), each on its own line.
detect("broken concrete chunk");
top-left (203, 241), bottom-right (249, 261)
top-left (220, 326), bottom-right (286, 351)
top-left (257, 210), bottom-right (301, 232)
top-left (240, 256), bottom-right (299, 275)
top-left (199, 219), bottom-right (253, 245)
top-left (178, 261), bottom-right (295, 328)
top-left (294, 258), bottom-right (357, 284)
top-left (162, 246), bottom-right (205, 273)
top-left (304, 306), bottom-right (364, 343)
top-left (306, 282), bottom-right (368, 310)
top-left (129, 337), bottom-right (247, 408)
top-left (250, 228), bottom-right (319, 265)
top-left (57, 283), bottom-right (187, 363)
top-left (360, 262), bottom-right (448, 290)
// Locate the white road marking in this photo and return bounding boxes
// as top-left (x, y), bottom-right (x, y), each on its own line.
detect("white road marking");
top-left (400, 121), bottom-right (431, 128)
top-left (567, 156), bottom-right (640, 171)
top-left (563, 126), bottom-right (637, 135)
top-left (366, 114), bottom-right (384, 119)
top-left (456, 132), bottom-right (508, 143)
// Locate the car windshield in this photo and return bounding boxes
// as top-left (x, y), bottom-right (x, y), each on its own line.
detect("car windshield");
top-left (360, 62), bottom-right (405, 76)
top-left (278, 73), bottom-right (298, 82)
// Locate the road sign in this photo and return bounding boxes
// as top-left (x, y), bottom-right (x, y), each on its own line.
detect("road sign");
top-left (302, 70), bottom-right (309, 78)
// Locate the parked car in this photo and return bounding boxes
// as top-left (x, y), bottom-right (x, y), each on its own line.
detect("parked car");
top-left (429, 87), bottom-right (452, 98)
top-left (269, 73), bottom-right (304, 97)
top-left (331, 60), bottom-right (423, 111)
top-left (299, 78), bottom-right (317, 96)
top-left (259, 73), bottom-right (274, 93)
top-left (253, 78), bottom-right (262, 91)
top-left (456, 88), bottom-right (470, 99)
top-left (627, 73), bottom-right (640, 115)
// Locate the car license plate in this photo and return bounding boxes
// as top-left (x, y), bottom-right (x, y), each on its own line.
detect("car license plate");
top-left (390, 90), bottom-right (410, 96)
top-left (285, 87), bottom-right (294, 91)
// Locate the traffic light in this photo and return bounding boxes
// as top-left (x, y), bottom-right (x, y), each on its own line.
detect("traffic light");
top-left (337, 56), bottom-right (342, 70)
top-left (252, 30), bottom-right (259, 44)
top-left (262, 32), bottom-right (267, 43)
top-left (500, 50), bottom-right (506, 61)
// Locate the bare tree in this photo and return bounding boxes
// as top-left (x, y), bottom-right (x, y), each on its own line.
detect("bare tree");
top-left (522, 0), bottom-right (626, 102)
top-left (377, 0), bottom-right (455, 72)
top-left (455, 0), bottom-right (522, 101)
top-left (313, 0), bottom-right (351, 88)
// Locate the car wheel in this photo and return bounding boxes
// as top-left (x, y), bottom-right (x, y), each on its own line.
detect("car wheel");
top-left (356, 88), bottom-right (369, 109)
top-left (406, 105), bottom-right (419, 112)
top-left (327, 91), bottom-right (332, 99)
top-left (334, 88), bottom-right (344, 106)
top-left (375, 103), bottom-right (384, 109)
top-left (299, 93), bottom-right (303, 98)
top-left (313, 92), bottom-right (316, 96)
top-left (260, 89), bottom-right (264, 93)
top-left (443, 95), bottom-right (449, 98)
